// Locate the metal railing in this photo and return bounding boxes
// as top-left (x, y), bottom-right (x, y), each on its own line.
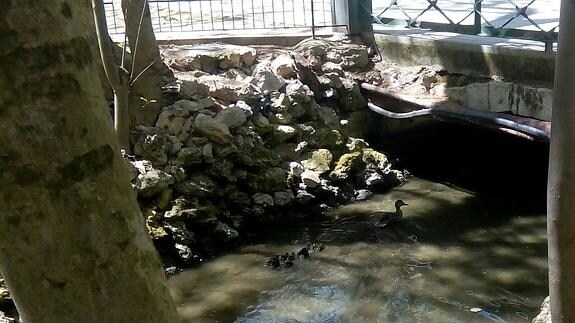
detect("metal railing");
top-left (104, 0), bottom-right (336, 35)
top-left (372, 0), bottom-right (559, 50)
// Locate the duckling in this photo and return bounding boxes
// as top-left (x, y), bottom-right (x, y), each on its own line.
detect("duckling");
top-left (311, 242), bottom-right (325, 252)
top-left (374, 200), bottom-right (408, 228)
top-left (266, 255), bottom-right (280, 269)
top-left (280, 253), bottom-right (289, 262)
top-left (288, 252), bottom-right (296, 261)
top-left (297, 247), bottom-right (310, 258)
top-left (284, 260), bottom-right (294, 268)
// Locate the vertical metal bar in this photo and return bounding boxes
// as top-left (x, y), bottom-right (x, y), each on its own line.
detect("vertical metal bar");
top-left (231, 0), bottom-right (236, 29)
top-left (322, 0), bottom-right (326, 25)
top-left (200, 0), bottom-right (205, 30)
top-left (209, 0), bottom-right (215, 30)
top-left (292, 0), bottom-right (296, 27)
top-left (189, 1), bottom-right (194, 30)
top-left (261, 0), bottom-right (266, 28)
top-left (240, 0), bottom-right (245, 28)
top-left (474, 0), bottom-right (482, 34)
top-left (221, 0), bottom-right (225, 30)
top-left (303, 0), bottom-right (307, 26)
top-left (156, 1), bottom-right (162, 32)
top-left (252, 0), bottom-right (256, 28)
top-left (167, 1), bottom-right (173, 31)
top-left (111, 2), bottom-right (119, 34)
top-left (282, 0), bottom-right (286, 27)
top-left (178, 1), bottom-right (183, 31)
top-left (311, 0), bottom-right (316, 37)
top-left (272, 0), bottom-right (276, 28)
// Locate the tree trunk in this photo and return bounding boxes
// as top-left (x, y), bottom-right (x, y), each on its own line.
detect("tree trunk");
top-left (0, 1), bottom-right (178, 322)
top-left (122, 0), bottom-right (172, 127)
top-left (547, 0), bottom-right (575, 321)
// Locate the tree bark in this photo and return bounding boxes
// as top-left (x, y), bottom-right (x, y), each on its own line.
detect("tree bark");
top-left (0, 1), bottom-right (178, 322)
top-left (547, 0), bottom-right (575, 321)
top-left (122, 0), bottom-right (172, 127)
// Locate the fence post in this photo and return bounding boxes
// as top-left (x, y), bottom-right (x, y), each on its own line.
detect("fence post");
top-left (331, 0), bottom-right (373, 35)
top-left (473, 0), bottom-right (482, 34)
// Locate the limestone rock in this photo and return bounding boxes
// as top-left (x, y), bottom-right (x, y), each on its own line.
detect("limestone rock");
top-left (164, 44), bottom-right (257, 73)
top-left (215, 221), bottom-right (240, 242)
top-left (274, 190), bottom-right (295, 206)
top-left (270, 124), bottom-right (297, 143)
top-left (272, 54), bottom-right (295, 78)
top-left (532, 296), bottom-right (551, 323)
top-left (331, 151), bottom-right (363, 181)
top-left (301, 170), bottom-right (321, 188)
top-left (302, 149), bottom-right (333, 174)
top-left (294, 38), bottom-right (329, 57)
top-left (179, 78), bottom-right (210, 100)
top-left (196, 75), bottom-right (261, 103)
top-left (270, 92), bottom-right (291, 113)
top-left (253, 193), bottom-right (274, 207)
top-left (175, 146), bottom-right (203, 166)
top-left (174, 174), bottom-right (217, 198)
top-left (193, 114), bottom-right (233, 144)
top-left (215, 106), bottom-right (247, 128)
top-left (251, 70), bottom-right (286, 95)
top-left (268, 112), bottom-right (293, 125)
top-left (135, 168), bottom-right (175, 198)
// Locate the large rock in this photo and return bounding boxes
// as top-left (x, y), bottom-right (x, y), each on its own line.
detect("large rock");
top-left (179, 78), bottom-right (210, 100)
top-left (339, 79), bottom-right (366, 112)
top-left (193, 114), bottom-right (233, 144)
top-left (302, 149), bottom-right (333, 174)
top-left (271, 54), bottom-right (295, 78)
top-left (251, 70), bottom-right (286, 95)
top-left (269, 125), bottom-right (297, 143)
top-left (134, 168), bottom-right (175, 198)
top-left (274, 190), bottom-right (295, 206)
top-left (174, 174), bottom-right (217, 198)
top-left (196, 75), bottom-right (261, 103)
top-left (331, 151), bottom-right (363, 181)
top-left (532, 296), bottom-right (551, 323)
top-left (164, 44), bottom-right (257, 73)
top-left (253, 193), bottom-right (274, 207)
top-left (215, 106), bottom-right (247, 128)
top-left (175, 146), bottom-right (203, 167)
top-left (294, 38), bottom-right (329, 57)
top-left (215, 222), bottom-right (240, 242)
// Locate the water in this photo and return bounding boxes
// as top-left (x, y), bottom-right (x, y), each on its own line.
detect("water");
top-left (169, 178), bottom-right (548, 323)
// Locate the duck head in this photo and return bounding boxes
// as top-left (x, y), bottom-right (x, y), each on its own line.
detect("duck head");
top-left (395, 200), bottom-right (408, 208)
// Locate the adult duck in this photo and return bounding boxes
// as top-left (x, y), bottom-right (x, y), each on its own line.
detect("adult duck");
top-left (374, 200), bottom-right (408, 228)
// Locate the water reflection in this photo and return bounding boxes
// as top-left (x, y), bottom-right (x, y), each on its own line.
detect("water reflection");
top-left (169, 178), bottom-right (548, 323)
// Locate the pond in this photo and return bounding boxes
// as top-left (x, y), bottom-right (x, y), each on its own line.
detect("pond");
top-left (169, 177), bottom-right (548, 323)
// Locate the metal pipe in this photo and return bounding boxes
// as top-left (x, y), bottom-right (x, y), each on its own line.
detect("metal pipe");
top-left (311, 0), bottom-right (316, 39)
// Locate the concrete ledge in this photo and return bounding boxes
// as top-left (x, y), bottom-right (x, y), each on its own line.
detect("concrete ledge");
top-left (374, 26), bottom-right (556, 84)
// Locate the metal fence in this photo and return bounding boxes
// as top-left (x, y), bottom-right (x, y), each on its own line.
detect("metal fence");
top-left (104, 0), bottom-right (335, 35)
top-left (372, 0), bottom-right (559, 49)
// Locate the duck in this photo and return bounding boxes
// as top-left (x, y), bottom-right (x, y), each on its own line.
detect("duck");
top-left (280, 253), bottom-right (289, 262)
top-left (266, 255), bottom-right (280, 269)
top-left (297, 247), bottom-right (310, 258)
top-left (374, 200), bottom-right (408, 228)
top-left (288, 252), bottom-right (296, 261)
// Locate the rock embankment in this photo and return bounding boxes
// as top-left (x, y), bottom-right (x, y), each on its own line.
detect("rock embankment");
top-left (129, 38), bottom-right (408, 270)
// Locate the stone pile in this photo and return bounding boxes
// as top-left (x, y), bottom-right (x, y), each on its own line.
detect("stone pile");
top-left (131, 39), bottom-right (407, 269)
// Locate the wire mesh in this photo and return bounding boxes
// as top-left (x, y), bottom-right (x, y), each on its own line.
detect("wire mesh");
top-left (372, 0), bottom-right (559, 45)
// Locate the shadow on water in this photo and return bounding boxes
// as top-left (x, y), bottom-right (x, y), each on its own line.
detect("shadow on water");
top-left (169, 178), bottom-right (548, 323)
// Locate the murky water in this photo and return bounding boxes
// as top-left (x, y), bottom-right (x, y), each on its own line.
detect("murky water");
top-left (169, 178), bottom-right (548, 323)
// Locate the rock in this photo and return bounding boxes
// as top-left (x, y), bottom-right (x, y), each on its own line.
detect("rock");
top-left (296, 189), bottom-right (316, 204)
top-left (301, 170), bottom-right (321, 188)
top-left (289, 162), bottom-right (304, 177)
top-left (145, 216), bottom-right (170, 240)
top-left (294, 38), bottom-right (329, 57)
top-left (275, 143), bottom-right (301, 161)
top-left (272, 54), bottom-right (295, 78)
top-left (270, 92), bottom-right (291, 113)
top-left (331, 151), bottom-right (363, 181)
top-left (133, 131), bottom-right (169, 166)
top-left (193, 114), bottom-right (233, 144)
top-left (179, 78), bottom-right (210, 100)
top-left (215, 221), bottom-right (240, 242)
top-left (245, 167), bottom-right (288, 193)
top-left (164, 163), bottom-right (187, 182)
top-left (215, 106), bottom-right (247, 128)
top-left (155, 106), bottom-right (189, 137)
top-left (268, 112), bottom-right (293, 125)
top-left (196, 75), bottom-right (261, 103)
top-left (174, 174), bottom-right (217, 198)
top-left (338, 46), bottom-right (370, 70)
top-left (302, 149), bottom-right (333, 174)
top-left (174, 243), bottom-right (194, 263)
top-left (322, 62), bottom-right (344, 76)
top-left (354, 189), bottom-right (372, 201)
top-left (213, 142), bottom-right (239, 158)
top-left (253, 112), bottom-right (271, 132)
top-left (175, 146), bottom-right (203, 166)
top-left (346, 137), bottom-right (369, 151)
top-left (286, 80), bottom-right (314, 103)
top-left (202, 143), bottom-right (214, 163)
top-left (153, 188), bottom-right (173, 210)
top-left (362, 148), bottom-right (390, 170)
top-left (253, 193), bottom-right (274, 207)
top-left (274, 190), bottom-right (295, 206)
top-left (221, 68), bottom-right (247, 80)
top-left (134, 168), bottom-right (175, 198)
top-left (364, 170), bottom-right (385, 187)
top-left (164, 43), bottom-right (257, 73)
top-left (207, 159), bottom-right (235, 182)
top-left (226, 190), bottom-right (251, 209)
top-left (270, 124), bottom-right (297, 143)
top-left (311, 129), bottom-right (345, 150)
top-left (314, 106), bottom-right (340, 129)
top-left (532, 296), bottom-right (550, 323)
top-left (338, 79), bottom-right (366, 112)
top-left (251, 70), bottom-right (286, 95)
